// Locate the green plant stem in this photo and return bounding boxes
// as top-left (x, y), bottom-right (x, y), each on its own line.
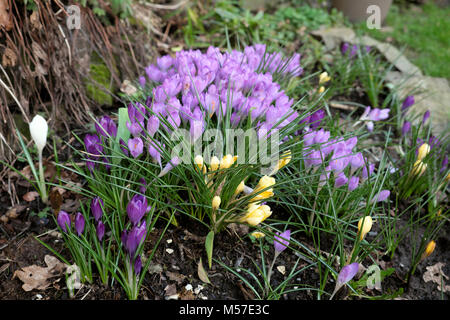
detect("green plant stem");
top-left (38, 150), bottom-right (48, 204)
top-left (265, 250), bottom-right (280, 297)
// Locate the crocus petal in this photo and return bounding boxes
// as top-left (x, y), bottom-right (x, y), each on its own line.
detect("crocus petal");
top-left (274, 230), bottom-right (291, 253)
top-left (337, 262), bottom-right (359, 284)
top-left (29, 115), bottom-right (48, 153)
top-left (57, 211), bottom-right (71, 232)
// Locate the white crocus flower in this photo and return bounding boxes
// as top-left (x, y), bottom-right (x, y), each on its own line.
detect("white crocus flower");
top-left (29, 115), bottom-right (48, 153)
top-left (29, 114), bottom-right (48, 204)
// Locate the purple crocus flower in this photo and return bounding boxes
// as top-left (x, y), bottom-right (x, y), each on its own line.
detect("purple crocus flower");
top-left (57, 211), bottom-right (71, 232)
top-left (134, 255), bottom-right (142, 275)
top-left (422, 110), bottom-right (430, 124)
top-left (145, 64), bottom-right (163, 83)
top-left (350, 153), bottom-right (364, 171)
top-left (274, 229), bottom-right (291, 253)
top-left (74, 212), bottom-right (85, 236)
top-left (138, 177), bottom-right (147, 194)
top-left (402, 95), bottom-right (414, 111)
top-left (139, 76), bottom-right (146, 88)
top-left (147, 115), bottom-right (160, 137)
top-left (122, 221), bottom-right (147, 257)
top-left (158, 156), bottom-right (181, 177)
top-left (91, 197), bottom-right (104, 222)
top-left (96, 221), bottom-right (105, 242)
top-left (84, 134), bottom-right (103, 155)
top-left (95, 116), bottom-right (117, 138)
top-left (309, 109), bottom-right (325, 130)
top-left (373, 190), bottom-right (390, 203)
top-left (362, 163), bottom-right (375, 180)
top-left (337, 262), bottom-right (359, 285)
top-left (127, 194), bottom-right (149, 226)
top-left (348, 176), bottom-right (359, 192)
top-left (128, 137), bottom-right (144, 158)
top-left (334, 172), bottom-right (348, 188)
top-left (349, 45), bottom-right (358, 58)
top-left (402, 121), bottom-right (411, 135)
top-left (341, 42), bottom-right (349, 55)
top-left (126, 103), bottom-right (146, 137)
top-left (148, 140), bottom-right (162, 166)
top-left (441, 155), bottom-right (448, 173)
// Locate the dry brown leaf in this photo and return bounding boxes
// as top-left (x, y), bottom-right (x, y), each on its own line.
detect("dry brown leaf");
top-left (5, 205), bottom-right (26, 219)
top-left (166, 271), bottom-right (186, 284)
top-left (49, 188), bottom-right (63, 214)
top-left (0, 0), bottom-right (12, 32)
top-left (120, 80), bottom-right (137, 95)
top-left (23, 191), bottom-right (40, 202)
top-left (2, 47), bottom-right (16, 67)
top-left (13, 255), bottom-right (67, 292)
top-left (423, 262), bottom-right (450, 292)
top-left (197, 258), bottom-right (210, 284)
top-left (60, 199), bottom-right (80, 213)
top-left (30, 10), bottom-right (42, 31)
top-left (164, 284), bottom-right (178, 300)
top-left (179, 288), bottom-right (195, 300)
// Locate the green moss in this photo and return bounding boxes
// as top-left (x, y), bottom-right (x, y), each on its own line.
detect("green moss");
top-left (85, 54), bottom-right (114, 106)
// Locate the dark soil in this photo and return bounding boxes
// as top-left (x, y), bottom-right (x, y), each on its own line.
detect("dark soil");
top-left (1, 181), bottom-right (449, 300)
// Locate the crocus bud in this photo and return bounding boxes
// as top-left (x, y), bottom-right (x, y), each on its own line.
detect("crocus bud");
top-left (402, 121), bottom-right (411, 135)
top-left (91, 197), bottom-right (104, 221)
top-left (96, 221), bottom-right (105, 242)
top-left (128, 137), bottom-right (144, 159)
top-left (220, 154), bottom-right (234, 169)
top-left (147, 116), bottom-right (160, 137)
top-left (212, 196), bottom-right (221, 210)
top-left (234, 181), bottom-right (245, 195)
top-left (242, 204), bottom-right (266, 226)
top-left (318, 86), bottom-right (325, 93)
top-left (95, 116), bottom-right (117, 138)
top-left (422, 110), bottom-right (430, 124)
top-left (319, 72), bottom-right (331, 84)
top-left (357, 216), bottom-right (373, 240)
top-left (420, 240), bottom-right (436, 261)
top-left (158, 156), bottom-right (181, 178)
top-left (372, 190), bottom-right (390, 203)
top-left (139, 76), bottom-right (146, 88)
top-left (330, 262), bottom-right (359, 300)
top-left (411, 160), bottom-right (427, 176)
top-left (74, 212), bottom-right (85, 236)
top-left (210, 156), bottom-right (220, 171)
top-left (277, 150), bottom-right (291, 171)
top-left (401, 95), bottom-right (414, 111)
top-left (29, 115), bottom-right (48, 153)
top-left (57, 211), bottom-right (71, 232)
top-left (251, 231), bottom-right (265, 239)
top-left (337, 262), bottom-right (359, 285)
top-left (194, 155), bottom-right (204, 171)
top-left (127, 194), bottom-right (148, 226)
top-left (341, 42), bottom-right (349, 55)
top-left (348, 176), bottom-right (359, 192)
top-left (274, 230), bottom-right (291, 253)
top-left (417, 143), bottom-right (430, 161)
top-left (134, 255), bottom-right (142, 275)
top-left (256, 176), bottom-right (276, 191)
top-left (139, 177), bottom-right (147, 194)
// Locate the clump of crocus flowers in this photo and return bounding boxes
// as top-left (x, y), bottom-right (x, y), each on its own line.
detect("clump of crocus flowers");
top-left (192, 154), bottom-right (290, 231)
